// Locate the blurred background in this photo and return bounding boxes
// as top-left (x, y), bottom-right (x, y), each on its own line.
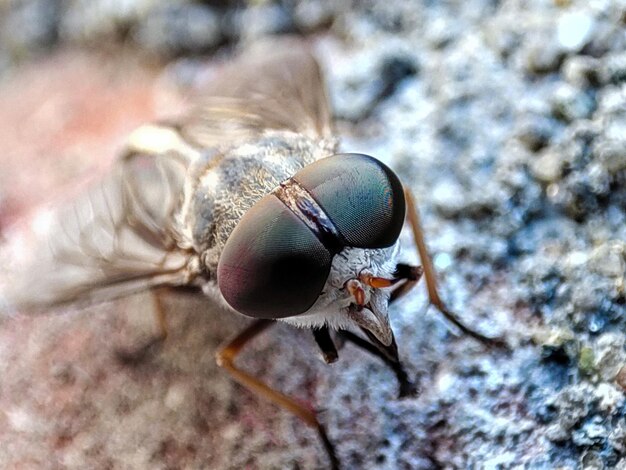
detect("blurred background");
top-left (0, 0), bottom-right (625, 468)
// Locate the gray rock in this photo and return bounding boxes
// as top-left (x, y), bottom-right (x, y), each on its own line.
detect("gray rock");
top-left (551, 83), bottom-right (596, 122)
top-left (229, 4), bottom-right (294, 42)
top-left (1, 0), bottom-right (61, 56)
top-left (325, 41), bottom-right (417, 121)
top-left (556, 11), bottom-right (596, 53)
top-left (609, 419), bottom-right (626, 454)
top-left (573, 417), bottom-right (608, 447)
top-left (530, 148), bottom-right (564, 183)
top-left (516, 113), bottom-right (559, 152)
top-left (59, 0), bottom-right (153, 44)
top-left (593, 139), bottom-right (626, 174)
top-left (599, 51), bottom-right (626, 85)
top-left (523, 33), bottom-right (565, 74)
top-left (2, 0), bottom-right (626, 468)
top-left (133, 4), bottom-right (221, 57)
top-left (581, 450), bottom-right (605, 470)
top-left (562, 55), bottom-right (601, 88)
top-left (293, 0), bottom-right (338, 32)
top-left (589, 243), bottom-right (626, 279)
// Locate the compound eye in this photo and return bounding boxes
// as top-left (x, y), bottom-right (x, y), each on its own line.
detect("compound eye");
top-left (218, 196), bottom-right (332, 319)
top-left (293, 153), bottom-right (406, 248)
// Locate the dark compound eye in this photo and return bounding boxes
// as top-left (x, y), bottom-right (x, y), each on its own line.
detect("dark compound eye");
top-left (218, 195), bottom-right (332, 319)
top-left (218, 153), bottom-right (405, 319)
top-left (293, 153), bottom-right (406, 249)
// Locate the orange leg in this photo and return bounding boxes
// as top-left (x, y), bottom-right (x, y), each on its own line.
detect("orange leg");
top-left (152, 288), bottom-right (169, 340)
top-left (216, 320), bottom-right (340, 470)
top-left (116, 288), bottom-right (169, 364)
top-left (404, 188), bottom-right (507, 349)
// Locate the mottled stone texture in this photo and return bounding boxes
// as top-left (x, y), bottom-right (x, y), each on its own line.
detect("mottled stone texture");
top-left (1, 1), bottom-right (626, 469)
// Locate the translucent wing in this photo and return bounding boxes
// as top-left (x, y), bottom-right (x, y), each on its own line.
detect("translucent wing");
top-left (0, 40), bottom-right (333, 312)
top-left (1, 146), bottom-right (193, 311)
top-left (180, 39), bottom-right (333, 148)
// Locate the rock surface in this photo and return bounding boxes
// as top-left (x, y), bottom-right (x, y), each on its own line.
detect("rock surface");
top-left (1, 1), bottom-right (625, 469)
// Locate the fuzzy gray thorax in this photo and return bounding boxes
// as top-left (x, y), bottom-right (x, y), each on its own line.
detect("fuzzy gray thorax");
top-left (177, 129), bottom-right (338, 277)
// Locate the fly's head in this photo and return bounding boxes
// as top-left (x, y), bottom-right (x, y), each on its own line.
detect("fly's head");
top-left (282, 243), bottom-right (402, 346)
top-left (216, 153), bottom-right (408, 345)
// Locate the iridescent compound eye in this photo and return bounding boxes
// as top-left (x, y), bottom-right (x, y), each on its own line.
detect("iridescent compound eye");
top-left (217, 196), bottom-right (332, 318)
top-left (294, 153), bottom-right (406, 249)
top-left (217, 153), bottom-right (405, 319)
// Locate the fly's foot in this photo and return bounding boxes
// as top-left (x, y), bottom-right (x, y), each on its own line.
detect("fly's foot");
top-left (115, 335), bottom-right (165, 366)
top-left (398, 376), bottom-right (420, 399)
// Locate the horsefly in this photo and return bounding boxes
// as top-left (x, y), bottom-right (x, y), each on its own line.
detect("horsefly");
top-left (0, 40), bottom-right (503, 469)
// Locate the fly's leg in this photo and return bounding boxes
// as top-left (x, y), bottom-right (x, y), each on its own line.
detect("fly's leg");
top-left (339, 264), bottom-right (423, 397)
top-left (404, 188), bottom-right (507, 349)
top-left (153, 290), bottom-right (169, 340)
top-left (216, 320), bottom-right (340, 470)
top-left (389, 263), bottom-right (423, 304)
top-left (339, 330), bottom-right (419, 398)
top-left (315, 323), bottom-right (418, 398)
top-left (312, 326), bottom-right (339, 364)
top-left (116, 288), bottom-right (169, 365)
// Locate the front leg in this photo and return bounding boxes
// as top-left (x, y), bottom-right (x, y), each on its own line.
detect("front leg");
top-left (116, 287), bottom-right (170, 365)
top-left (389, 263), bottom-right (423, 303)
top-left (312, 324), bottom-right (417, 397)
top-left (312, 326), bottom-right (339, 364)
top-left (216, 320), bottom-right (340, 470)
top-left (403, 187), bottom-right (507, 349)
top-left (339, 329), bottom-right (419, 398)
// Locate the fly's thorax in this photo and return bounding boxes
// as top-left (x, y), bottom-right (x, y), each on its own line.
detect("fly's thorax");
top-left (179, 130), bottom-right (338, 277)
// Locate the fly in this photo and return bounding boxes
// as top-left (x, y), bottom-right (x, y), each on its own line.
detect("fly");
top-left (0, 39), bottom-right (504, 469)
